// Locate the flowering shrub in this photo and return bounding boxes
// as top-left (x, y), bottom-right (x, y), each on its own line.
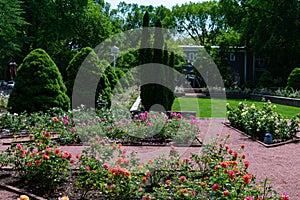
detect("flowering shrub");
top-left (143, 136), bottom-right (287, 199)
top-left (74, 139), bottom-right (147, 199)
top-left (4, 134), bottom-right (289, 199)
top-left (0, 112), bottom-right (28, 133)
top-left (226, 101), bottom-right (300, 142)
top-left (0, 91), bottom-right (9, 109)
top-left (105, 111), bottom-right (200, 145)
top-left (7, 131), bottom-right (73, 192)
top-left (167, 112), bottom-right (201, 144)
top-left (254, 87), bottom-right (300, 98)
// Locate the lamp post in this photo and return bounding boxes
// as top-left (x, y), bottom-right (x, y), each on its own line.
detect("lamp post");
top-left (110, 45), bottom-right (119, 72)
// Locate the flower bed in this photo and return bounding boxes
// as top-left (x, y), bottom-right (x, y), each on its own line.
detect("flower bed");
top-left (226, 101), bottom-right (300, 144)
top-left (0, 88), bottom-right (291, 199)
top-left (0, 134), bottom-right (290, 199)
top-left (0, 106), bottom-right (200, 147)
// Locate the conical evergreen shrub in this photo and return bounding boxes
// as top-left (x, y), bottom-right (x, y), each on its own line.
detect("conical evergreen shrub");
top-left (65, 47), bottom-right (93, 99)
top-left (7, 48), bottom-right (70, 113)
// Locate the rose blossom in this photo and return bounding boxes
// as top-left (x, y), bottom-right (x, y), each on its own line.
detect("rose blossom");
top-left (17, 195), bottom-right (29, 200)
top-left (223, 190), bottom-right (229, 196)
top-left (212, 183), bottom-right (220, 191)
top-left (179, 176), bottom-right (187, 182)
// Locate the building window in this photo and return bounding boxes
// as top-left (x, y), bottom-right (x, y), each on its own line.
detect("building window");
top-left (255, 56), bottom-right (266, 66)
top-left (230, 53), bottom-right (236, 61)
top-left (189, 52), bottom-right (194, 61)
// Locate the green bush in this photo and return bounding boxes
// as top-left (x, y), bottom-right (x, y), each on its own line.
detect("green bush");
top-left (104, 65), bottom-right (122, 93)
top-left (7, 48), bottom-right (70, 113)
top-left (96, 73), bottom-right (112, 108)
top-left (65, 47), bottom-right (93, 100)
top-left (286, 67), bottom-right (300, 90)
top-left (258, 70), bottom-right (273, 88)
top-left (115, 68), bottom-right (130, 89)
top-left (123, 69), bottom-right (135, 87)
top-left (66, 47), bottom-right (112, 109)
top-left (226, 101), bottom-right (300, 141)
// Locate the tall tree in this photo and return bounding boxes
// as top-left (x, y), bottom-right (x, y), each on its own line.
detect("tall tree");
top-left (172, 1), bottom-right (224, 46)
top-left (140, 11), bottom-right (153, 111)
top-left (220, 0), bottom-right (300, 82)
top-left (19, 0), bottom-right (113, 79)
top-left (0, 0), bottom-right (27, 77)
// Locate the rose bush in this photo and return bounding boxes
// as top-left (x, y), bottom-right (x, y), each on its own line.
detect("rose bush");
top-left (143, 136), bottom-right (288, 199)
top-left (226, 101), bottom-right (300, 142)
top-left (6, 130), bottom-right (73, 192)
top-left (1, 132), bottom-right (289, 199)
top-left (73, 140), bottom-right (148, 199)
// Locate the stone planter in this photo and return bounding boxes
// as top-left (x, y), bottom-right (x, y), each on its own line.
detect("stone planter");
top-left (183, 88), bottom-right (203, 93)
top-left (223, 122), bottom-right (300, 148)
top-left (250, 94), bottom-right (300, 107)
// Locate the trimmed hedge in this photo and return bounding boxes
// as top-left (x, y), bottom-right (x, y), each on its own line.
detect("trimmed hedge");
top-left (287, 67), bottom-right (300, 90)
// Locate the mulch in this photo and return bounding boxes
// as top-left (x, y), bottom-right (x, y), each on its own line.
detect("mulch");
top-left (0, 118), bottom-right (299, 199)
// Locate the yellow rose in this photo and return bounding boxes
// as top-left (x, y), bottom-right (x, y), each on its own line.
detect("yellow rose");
top-left (18, 195), bottom-right (29, 200)
top-left (58, 197), bottom-right (69, 200)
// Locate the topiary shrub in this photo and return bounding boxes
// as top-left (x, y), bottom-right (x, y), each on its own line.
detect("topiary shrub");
top-left (258, 70), bottom-right (273, 88)
top-left (123, 69), bottom-right (135, 87)
top-left (7, 48), bottom-right (70, 113)
top-left (286, 67), bottom-right (300, 90)
top-left (65, 47), bottom-right (93, 100)
top-left (95, 60), bottom-right (112, 109)
top-left (115, 68), bottom-right (130, 89)
top-left (104, 65), bottom-right (122, 93)
top-left (65, 47), bottom-right (113, 109)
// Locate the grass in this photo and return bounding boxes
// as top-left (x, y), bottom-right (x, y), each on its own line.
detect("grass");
top-left (172, 98), bottom-right (300, 118)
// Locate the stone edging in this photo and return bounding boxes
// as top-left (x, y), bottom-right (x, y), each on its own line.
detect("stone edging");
top-left (0, 183), bottom-right (46, 200)
top-left (250, 94), bottom-right (300, 107)
top-left (223, 122), bottom-right (300, 148)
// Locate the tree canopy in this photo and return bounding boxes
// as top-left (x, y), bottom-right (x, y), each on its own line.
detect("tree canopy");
top-left (1, 0), bottom-right (299, 87)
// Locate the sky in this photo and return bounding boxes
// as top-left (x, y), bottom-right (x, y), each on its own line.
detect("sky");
top-left (106, 0), bottom-right (204, 9)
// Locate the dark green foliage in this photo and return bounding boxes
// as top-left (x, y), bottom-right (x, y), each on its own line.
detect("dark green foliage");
top-left (286, 68), bottom-right (300, 91)
top-left (116, 50), bottom-right (139, 71)
top-left (209, 48), bottom-right (233, 88)
top-left (65, 47), bottom-right (93, 99)
top-left (124, 70), bottom-right (135, 87)
top-left (65, 47), bottom-right (112, 109)
top-left (140, 17), bottom-right (175, 111)
top-left (90, 58), bottom-right (112, 109)
top-left (104, 65), bottom-right (122, 93)
top-left (0, 0), bottom-right (27, 77)
top-left (96, 73), bottom-right (112, 108)
top-left (115, 69), bottom-right (129, 89)
top-left (167, 52), bottom-right (176, 110)
top-left (7, 48), bottom-right (70, 113)
top-left (258, 70), bottom-right (273, 88)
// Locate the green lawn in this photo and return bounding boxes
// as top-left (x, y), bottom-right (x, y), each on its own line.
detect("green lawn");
top-left (172, 98), bottom-right (300, 118)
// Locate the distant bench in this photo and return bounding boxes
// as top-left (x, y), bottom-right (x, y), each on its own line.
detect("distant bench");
top-left (130, 96), bottom-right (197, 118)
top-left (130, 96), bottom-right (141, 115)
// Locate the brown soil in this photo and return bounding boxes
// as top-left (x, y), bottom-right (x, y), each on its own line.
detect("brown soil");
top-left (0, 118), bottom-right (299, 199)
